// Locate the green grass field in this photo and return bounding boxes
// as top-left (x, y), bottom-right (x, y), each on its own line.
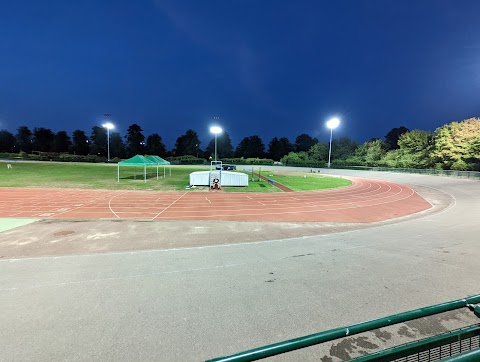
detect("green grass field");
top-left (258, 170), bottom-right (351, 191)
top-left (0, 162), bottom-right (351, 192)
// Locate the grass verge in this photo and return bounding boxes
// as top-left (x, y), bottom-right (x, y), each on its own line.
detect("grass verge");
top-left (260, 170), bottom-right (351, 191)
top-left (0, 162), bottom-right (351, 192)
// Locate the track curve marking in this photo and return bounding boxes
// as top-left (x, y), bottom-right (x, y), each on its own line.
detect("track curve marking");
top-left (0, 177), bottom-right (431, 223)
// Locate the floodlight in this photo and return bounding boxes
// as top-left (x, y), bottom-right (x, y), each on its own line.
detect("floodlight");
top-left (210, 126), bottom-right (222, 134)
top-left (326, 117), bottom-right (340, 129)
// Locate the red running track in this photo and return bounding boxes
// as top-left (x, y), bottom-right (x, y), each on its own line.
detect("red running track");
top-left (0, 177), bottom-right (431, 223)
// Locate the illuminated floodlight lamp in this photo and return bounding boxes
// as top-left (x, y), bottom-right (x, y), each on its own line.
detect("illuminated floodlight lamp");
top-left (326, 117), bottom-right (340, 130)
top-left (326, 117), bottom-right (340, 168)
top-left (102, 122), bottom-right (115, 161)
top-left (210, 125), bottom-right (223, 162)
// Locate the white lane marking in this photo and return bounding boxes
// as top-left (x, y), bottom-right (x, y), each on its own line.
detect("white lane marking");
top-left (152, 192), bottom-right (188, 220)
top-left (47, 192), bottom-right (115, 219)
top-left (152, 188), bottom-right (420, 219)
top-left (108, 194), bottom-right (123, 219)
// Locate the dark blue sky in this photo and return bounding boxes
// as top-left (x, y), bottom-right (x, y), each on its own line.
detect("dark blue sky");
top-left (1, 0), bottom-right (479, 149)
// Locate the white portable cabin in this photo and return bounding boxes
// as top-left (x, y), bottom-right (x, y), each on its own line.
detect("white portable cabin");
top-left (189, 161), bottom-right (248, 187)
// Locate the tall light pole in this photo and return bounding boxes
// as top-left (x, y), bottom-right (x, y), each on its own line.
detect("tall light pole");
top-left (326, 117), bottom-right (340, 168)
top-left (102, 122), bottom-right (114, 162)
top-left (210, 123), bottom-right (222, 162)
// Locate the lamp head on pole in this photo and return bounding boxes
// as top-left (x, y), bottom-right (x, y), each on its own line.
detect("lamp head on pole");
top-left (210, 126), bottom-right (222, 135)
top-left (102, 122), bottom-right (115, 130)
top-left (326, 117), bottom-right (340, 130)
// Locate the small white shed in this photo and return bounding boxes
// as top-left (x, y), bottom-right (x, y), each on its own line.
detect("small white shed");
top-left (189, 171), bottom-right (248, 187)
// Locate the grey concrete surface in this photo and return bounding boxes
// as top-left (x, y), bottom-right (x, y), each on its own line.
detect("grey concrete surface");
top-left (1, 169), bottom-right (479, 361)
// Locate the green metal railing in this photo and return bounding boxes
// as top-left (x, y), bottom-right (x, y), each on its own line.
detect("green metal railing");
top-left (355, 324), bottom-right (480, 361)
top-left (206, 295), bottom-right (480, 362)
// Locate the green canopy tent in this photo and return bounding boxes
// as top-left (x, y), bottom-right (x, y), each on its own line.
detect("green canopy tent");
top-left (117, 155), bottom-right (158, 183)
top-left (145, 155), bottom-right (171, 179)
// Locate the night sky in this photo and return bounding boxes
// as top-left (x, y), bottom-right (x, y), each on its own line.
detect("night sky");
top-left (1, 0), bottom-right (479, 149)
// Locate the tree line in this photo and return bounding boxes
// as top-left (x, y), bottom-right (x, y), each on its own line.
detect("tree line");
top-left (280, 118), bottom-right (480, 171)
top-left (0, 124), bottom-right (320, 160)
top-left (0, 117), bottom-right (479, 170)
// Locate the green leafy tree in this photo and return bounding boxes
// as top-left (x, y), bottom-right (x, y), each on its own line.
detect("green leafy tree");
top-left (32, 127), bottom-right (55, 152)
top-left (433, 117), bottom-right (480, 170)
top-left (396, 130), bottom-right (435, 168)
top-left (308, 143), bottom-right (328, 162)
top-left (354, 139), bottom-right (387, 166)
top-left (16, 126), bottom-right (33, 153)
top-left (125, 123), bottom-right (146, 156)
top-left (280, 151), bottom-right (311, 165)
top-left (174, 129), bottom-right (200, 156)
top-left (294, 134), bottom-right (318, 152)
top-left (146, 133), bottom-right (167, 157)
top-left (53, 131), bottom-right (71, 153)
top-left (205, 131), bottom-right (234, 159)
top-left (0, 130), bottom-right (16, 152)
top-left (382, 149), bottom-right (408, 168)
top-left (72, 130), bottom-right (90, 155)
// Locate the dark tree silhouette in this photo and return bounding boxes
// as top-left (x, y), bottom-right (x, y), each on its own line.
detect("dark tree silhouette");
top-left (205, 131), bottom-right (234, 159)
top-left (331, 137), bottom-right (358, 160)
top-left (125, 124), bottom-right (145, 156)
top-left (235, 135), bottom-right (265, 158)
top-left (53, 131), bottom-right (71, 153)
top-left (72, 130), bottom-right (90, 155)
top-left (0, 130), bottom-right (16, 152)
top-left (385, 126), bottom-right (409, 150)
top-left (90, 126), bottom-right (107, 156)
top-left (110, 132), bottom-right (126, 158)
top-left (33, 127), bottom-right (55, 152)
top-left (146, 133), bottom-right (167, 157)
top-left (16, 126), bottom-right (33, 153)
top-left (294, 134), bottom-right (318, 152)
top-left (174, 129), bottom-right (200, 156)
top-left (268, 136), bottom-right (293, 160)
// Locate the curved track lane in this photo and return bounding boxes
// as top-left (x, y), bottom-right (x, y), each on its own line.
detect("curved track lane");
top-left (0, 177), bottom-right (430, 222)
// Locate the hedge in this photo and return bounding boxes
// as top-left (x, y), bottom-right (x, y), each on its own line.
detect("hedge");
top-left (166, 155), bottom-right (205, 165)
top-left (0, 152), bottom-right (107, 163)
top-left (221, 158), bottom-right (274, 165)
